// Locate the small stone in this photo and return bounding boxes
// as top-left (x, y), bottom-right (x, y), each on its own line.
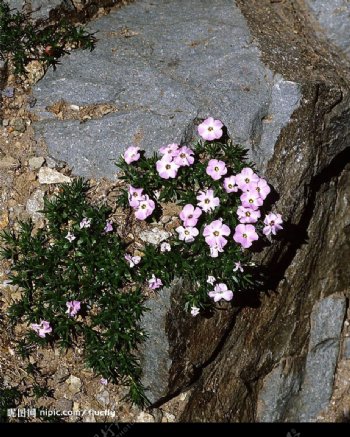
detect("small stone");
top-left (38, 167), bottom-right (71, 184)
top-left (45, 156), bottom-right (65, 169)
top-left (55, 398), bottom-right (73, 411)
top-left (136, 411), bottom-right (155, 422)
top-left (161, 411), bottom-right (176, 422)
top-left (96, 390), bottom-right (110, 407)
top-left (344, 337), bottom-right (350, 359)
top-left (0, 156), bottom-right (20, 169)
top-left (0, 211), bottom-right (9, 230)
top-left (25, 60), bottom-right (45, 85)
top-left (27, 96), bottom-right (37, 108)
top-left (139, 228), bottom-right (171, 246)
top-left (2, 119), bottom-right (9, 127)
top-left (66, 375), bottom-right (82, 394)
top-left (70, 104), bottom-right (80, 111)
top-left (161, 215), bottom-right (171, 224)
top-left (12, 118), bottom-right (26, 133)
top-left (26, 189), bottom-right (45, 221)
top-left (2, 87), bottom-right (14, 98)
top-left (29, 156), bottom-right (45, 170)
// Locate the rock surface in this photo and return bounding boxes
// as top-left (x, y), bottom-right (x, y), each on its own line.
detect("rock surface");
top-left (305, 0), bottom-right (350, 58)
top-left (32, 0), bottom-right (300, 178)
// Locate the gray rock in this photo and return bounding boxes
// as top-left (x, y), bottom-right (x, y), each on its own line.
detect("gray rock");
top-left (287, 295), bottom-right (347, 422)
top-left (32, 0), bottom-right (300, 179)
top-left (140, 281), bottom-right (174, 403)
top-left (38, 167), bottom-right (71, 184)
top-left (343, 337), bottom-right (350, 359)
top-left (26, 189), bottom-right (45, 221)
top-left (305, 0), bottom-right (350, 59)
top-left (139, 228), bottom-right (171, 246)
top-left (256, 362), bottom-right (302, 422)
top-left (31, 0), bottom-right (74, 20)
top-left (95, 390), bottom-right (110, 407)
top-left (29, 156), bottom-right (45, 170)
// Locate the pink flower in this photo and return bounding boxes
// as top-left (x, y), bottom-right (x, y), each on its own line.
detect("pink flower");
top-left (159, 143), bottom-right (179, 156)
top-left (31, 320), bottom-right (52, 338)
top-left (100, 378), bottom-right (108, 385)
top-left (80, 218), bottom-right (91, 229)
top-left (233, 224), bottom-right (259, 249)
top-left (223, 176), bottom-right (238, 193)
top-left (248, 178), bottom-right (271, 200)
top-left (207, 276), bottom-right (216, 285)
top-left (134, 195), bottom-right (155, 220)
top-left (240, 191), bottom-right (263, 210)
top-left (128, 186), bottom-right (144, 208)
top-left (65, 232), bottom-right (76, 242)
top-left (208, 283), bottom-right (233, 302)
top-left (156, 155), bottom-right (180, 179)
top-left (104, 220), bottom-right (113, 233)
top-left (197, 189), bottom-right (220, 212)
top-left (124, 146), bottom-right (140, 164)
top-left (191, 306), bottom-right (200, 317)
top-left (174, 146), bottom-right (194, 167)
top-left (176, 225), bottom-right (199, 243)
top-left (66, 300), bottom-right (81, 317)
top-left (148, 274), bottom-right (163, 290)
top-left (237, 205), bottom-right (261, 224)
top-left (160, 242), bottom-right (171, 252)
top-left (206, 159), bottom-right (227, 181)
top-left (236, 168), bottom-right (259, 191)
top-left (198, 117), bottom-right (223, 141)
top-left (233, 261), bottom-right (244, 272)
top-left (263, 213), bottom-right (283, 236)
top-left (179, 204), bottom-right (202, 227)
top-left (125, 254), bottom-right (141, 267)
top-left (203, 219), bottom-right (230, 249)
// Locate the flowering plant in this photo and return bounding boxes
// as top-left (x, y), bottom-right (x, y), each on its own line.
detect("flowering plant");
top-left (117, 117), bottom-right (283, 316)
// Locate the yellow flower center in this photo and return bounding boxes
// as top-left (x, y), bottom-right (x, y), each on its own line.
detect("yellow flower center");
top-left (204, 199), bottom-right (210, 204)
top-left (208, 127), bottom-right (213, 131)
top-left (185, 230), bottom-right (190, 235)
top-left (249, 199), bottom-right (253, 203)
top-left (213, 231), bottom-right (220, 236)
top-left (166, 164), bottom-right (171, 169)
top-left (141, 204), bottom-right (146, 209)
top-left (243, 233), bottom-right (247, 238)
top-left (245, 178), bottom-right (250, 183)
top-left (214, 166), bottom-right (219, 171)
top-left (246, 211), bottom-right (251, 217)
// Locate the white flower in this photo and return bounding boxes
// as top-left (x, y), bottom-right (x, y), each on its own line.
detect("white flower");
top-left (160, 242), bottom-right (171, 252)
top-left (65, 232), bottom-right (76, 242)
top-left (176, 226), bottom-right (199, 243)
top-left (207, 276), bottom-right (216, 285)
top-left (191, 306), bottom-right (200, 317)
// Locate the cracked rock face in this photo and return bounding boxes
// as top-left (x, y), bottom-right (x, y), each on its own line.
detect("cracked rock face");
top-left (32, 0), bottom-right (300, 178)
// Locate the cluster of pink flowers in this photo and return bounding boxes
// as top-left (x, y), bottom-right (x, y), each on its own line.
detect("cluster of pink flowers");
top-left (156, 143), bottom-right (195, 179)
top-left (230, 167), bottom-right (283, 248)
top-left (127, 185), bottom-right (155, 220)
